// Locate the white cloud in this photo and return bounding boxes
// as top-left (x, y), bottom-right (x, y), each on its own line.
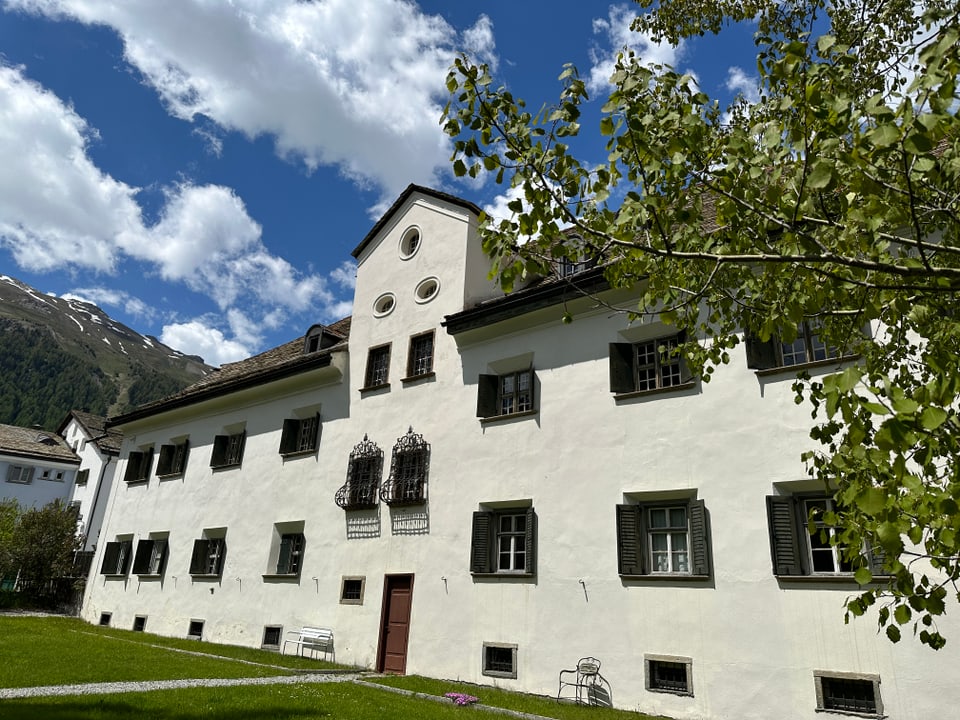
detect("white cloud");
top-left (8, 0), bottom-right (497, 200)
top-left (329, 260), bottom-right (357, 291)
top-left (160, 319), bottom-right (253, 366)
top-left (0, 62), bottom-right (352, 347)
top-left (0, 64), bottom-right (139, 272)
top-left (587, 4), bottom-right (682, 94)
top-left (725, 66), bottom-right (760, 104)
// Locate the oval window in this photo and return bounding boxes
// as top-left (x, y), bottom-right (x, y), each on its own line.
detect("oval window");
top-left (399, 226), bottom-right (421, 259)
top-left (373, 292), bottom-right (396, 317)
top-left (414, 277), bottom-right (440, 304)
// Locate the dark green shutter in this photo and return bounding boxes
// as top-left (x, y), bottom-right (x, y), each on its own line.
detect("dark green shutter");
top-left (688, 499), bottom-right (710, 576)
top-left (470, 511), bottom-right (493, 573)
top-left (868, 541), bottom-right (887, 576)
top-left (101, 542), bottom-right (121, 574)
top-left (280, 419), bottom-right (297, 454)
top-left (609, 343), bottom-right (635, 393)
top-left (176, 441), bottom-right (190, 473)
top-left (277, 535), bottom-right (292, 574)
top-left (132, 540), bottom-right (154, 574)
top-left (309, 414), bottom-right (322, 450)
top-left (190, 539), bottom-right (209, 574)
top-left (157, 445), bottom-right (174, 475)
top-left (140, 448), bottom-right (154, 479)
top-left (76, 469), bottom-right (89, 484)
top-left (746, 335), bottom-right (777, 369)
top-left (211, 435), bottom-right (228, 467)
top-left (524, 507), bottom-right (537, 575)
top-left (124, 452), bottom-right (143, 482)
top-left (154, 540), bottom-right (168, 574)
top-left (616, 504), bottom-right (643, 575)
top-left (476, 375), bottom-right (499, 418)
top-left (766, 496), bottom-right (804, 575)
top-left (236, 432), bottom-right (247, 465)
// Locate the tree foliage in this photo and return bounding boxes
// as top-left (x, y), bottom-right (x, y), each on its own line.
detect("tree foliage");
top-left (0, 499), bottom-right (82, 605)
top-left (444, 0), bottom-right (960, 647)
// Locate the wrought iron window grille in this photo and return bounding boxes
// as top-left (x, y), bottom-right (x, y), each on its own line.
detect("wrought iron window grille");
top-left (380, 427), bottom-right (430, 506)
top-left (335, 435), bottom-right (383, 510)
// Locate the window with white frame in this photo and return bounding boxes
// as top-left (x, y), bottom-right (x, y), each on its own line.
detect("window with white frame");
top-left (609, 334), bottom-right (691, 395)
top-left (100, 538), bottom-right (133, 576)
top-left (279, 414), bottom-right (321, 456)
top-left (123, 446), bottom-right (154, 483)
top-left (211, 431), bottom-right (245, 469)
top-left (6, 465), bottom-right (34, 484)
top-left (132, 537), bottom-right (168, 576)
top-left (746, 321), bottom-right (862, 371)
top-left (190, 534), bottom-right (227, 577)
top-left (470, 505), bottom-right (536, 576)
top-left (766, 495), bottom-right (885, 577)
top-left (616, 497), bottom-right (710, 577)
top-left (476, 369), bottom-right (536, 419)
top-left (156, 439), bottom-right (189, 477)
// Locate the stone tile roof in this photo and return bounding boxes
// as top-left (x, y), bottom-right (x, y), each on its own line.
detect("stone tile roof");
top-left (0, 422), bottom-right (80, 463)
top-left (108, 317), bottom-right (351, 427)
top-left (58, 411), bottom-right (123, 455)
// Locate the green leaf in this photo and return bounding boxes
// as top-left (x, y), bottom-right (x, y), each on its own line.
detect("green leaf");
top-left (807, 162), bottom-right (835, 190)
top-left (919, 406), bottom-right (948, 431)
top-left (854, 567), bottom-right (873, 585)
top-left (886, 625), bottom-right (901, 643)
top-left (895, 604), bottom-right (912, 625)
top-left (868, 123), bottom-right (900, 147)
top-left (857, 487), bottom-right (886, 515)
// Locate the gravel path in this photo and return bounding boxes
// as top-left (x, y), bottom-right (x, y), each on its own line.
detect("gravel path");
top-left (0, 672), bottom-right (362, 699)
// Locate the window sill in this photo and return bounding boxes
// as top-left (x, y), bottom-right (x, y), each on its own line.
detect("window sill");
top-left (647, 687), bottom-right (694, 697)
top-left (620, 573), bottom-right (710, 581)
top-left (210, 463), bottom-right (242, 471)
top-left (5, 480), bottom-right (31, 485)
top-left (479, 409), bottom-right (539, 425)
top-left (101, 574), bottom-right (129, 579)
top-left (756, 354), bottom-right (859, 377)
top-left (814, 709), bottom-right (882, 719)
top-left (775, 573), bottom-right (891, 585)
top-left (613, 380), bottom-right (697, 402)
top-left (401, 371), bottom-right (435, 385)
top-left (280, 449), bottom-right (317, 459)
top-left (471, 572), bottom-right (536, 579)
top-left (124, 479), bottom-right (148, 485)
top-left (136, 573), bottom-right (163, 579)
top-left (359, 383), bottom-right (390, 395)
top-left (189, 573), bottom-right (222, 579)
top-left (482, 669), bottom-right (518, 680)
top-left (156, 472), bottom-right (184, 480)
top-left (262, 573), bottom-right (301, 582)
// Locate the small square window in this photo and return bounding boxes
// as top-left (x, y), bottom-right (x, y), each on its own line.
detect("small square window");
top-left (814, 671), bottom-right (881, 716)
top-left (100, 539), bottom-right (133, 577)
top-left (279, 414), bottom-right (321, 456)
top-left (262, 625), bottom-right (283, 650)
top-left (98, 612), bottom-right (112, 627)
top-left (609, 334), bottom-right (691, 396)
top-left (188, 620), bottom-right (204, 640)
top-left (156, 440), bottom-right (189, 477)
top-left (132, 537), bottom-right (168, 577)
top-left (471, 506), bottom-right (536, 576)
top-left (75, 469), bottom-right (90, 485)
top-left (340, 576), bottom-right (365, 605)
top-left (645, 655), bottom-right (693, 696)
top-left (477, 369), bottom-right (537, 420)
top-left (482, 642), bottom-right (517, 679)
top-left (363, 344), bottom-right (391, 389)
top-left (190, 536), bottom-right (226, 576)
top-left (133, 616), bottom-right (147, 632)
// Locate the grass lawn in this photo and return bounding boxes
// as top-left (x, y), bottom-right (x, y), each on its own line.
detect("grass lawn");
top-left (0, 616), bottom-right (669, 720)
top-left (0, 616), bottom-right (341, 687)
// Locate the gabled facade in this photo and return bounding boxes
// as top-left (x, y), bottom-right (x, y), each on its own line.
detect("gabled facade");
top-left (82, 185), bottom-right (959, 720)
top-left (0, 422), bottom-right (80, 508)
top-left (58, 410), bottom-right (123, 552)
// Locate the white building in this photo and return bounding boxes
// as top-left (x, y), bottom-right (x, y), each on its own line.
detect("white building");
top-left (82, 185), bottom-right (959, 720)
top-left (58, 410), bottom-right (123, 552)
top-left (1, 422), bottom-right (80, 509)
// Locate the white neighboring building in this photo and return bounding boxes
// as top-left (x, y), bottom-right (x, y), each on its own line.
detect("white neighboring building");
top-left (1, 422), bottom-right (80, 509)
top-left (58, 411), bottom-right (123, 552)
top-left (82, 185), bottom-right (959, 720)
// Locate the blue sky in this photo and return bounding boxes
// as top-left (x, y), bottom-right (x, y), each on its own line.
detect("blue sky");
top-left (0, 1), bottom-right (758, 366)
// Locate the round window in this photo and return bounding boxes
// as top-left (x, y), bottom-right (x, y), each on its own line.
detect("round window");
top-left (414, 277), bottom-right (440, 303)
top-left (373, 292), bottom-right (396, 317)
top-left (399, 226), bottom-right (421, 259)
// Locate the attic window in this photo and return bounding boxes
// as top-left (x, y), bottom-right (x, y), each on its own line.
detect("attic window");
top-left (36, 433), bottom-right (57, 446)
top-left (399, 227), bottom-right (421, 259)
top-left (303, 324), bottom-right (339, 354)
top-left (373, 293), bottom-right (396, 317)
top-left (415, 277), bottom-right (440, 304)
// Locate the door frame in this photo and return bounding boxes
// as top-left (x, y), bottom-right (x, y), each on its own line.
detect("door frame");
top-left (375, 573), bottom-right (415, 674)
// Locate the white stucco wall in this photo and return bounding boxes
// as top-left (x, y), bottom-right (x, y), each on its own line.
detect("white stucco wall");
top-left (62, 418), bottom-right (117, 551)
top-left (82, 190), bottom-right (960, 720)
top-left (1, 456), bottom-right (76, 508)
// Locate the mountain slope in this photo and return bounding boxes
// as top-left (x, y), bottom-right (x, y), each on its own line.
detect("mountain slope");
top-left (0, 275), bottom-right (213, 430)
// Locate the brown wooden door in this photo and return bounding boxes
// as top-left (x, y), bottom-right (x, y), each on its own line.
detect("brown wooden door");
top-left (377, 574), bottom-right (413, 674)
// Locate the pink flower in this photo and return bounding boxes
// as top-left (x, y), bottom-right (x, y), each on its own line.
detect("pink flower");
top-left (444, 692), bottom-right (479, 706)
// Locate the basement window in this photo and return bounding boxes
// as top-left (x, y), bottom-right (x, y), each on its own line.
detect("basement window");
top-left (482, 643), bottom-right (517, 679)
top-left (133, 616), bottom-right (147, 632)
top-left (262, 625), bottom-right (283, 650)
top-left (645, 655), bottom-right (693, 696)
top-left (814, 671), bottom-right (882, 716)
top-left (188, 620), bottom-right (204, 640)
top-left (98, 612), bottom-right (112, 627)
